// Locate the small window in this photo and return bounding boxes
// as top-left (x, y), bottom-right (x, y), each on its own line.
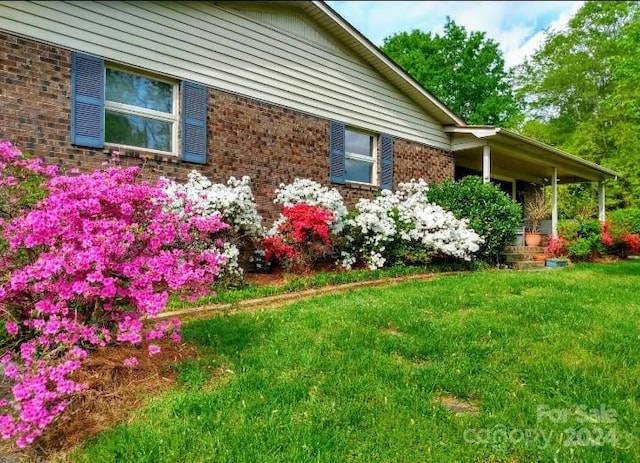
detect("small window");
top-left (104, 68), bottom-right (178, 153)
top-left (345, 128), bottom-right (376, 184)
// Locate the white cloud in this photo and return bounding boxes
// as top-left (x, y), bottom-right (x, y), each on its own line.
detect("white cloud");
top-left (328, 1), bottom-right (584, 68)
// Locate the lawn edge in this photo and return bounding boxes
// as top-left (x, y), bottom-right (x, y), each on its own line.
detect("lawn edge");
top-left (153, 271), bottom-right (452, 322)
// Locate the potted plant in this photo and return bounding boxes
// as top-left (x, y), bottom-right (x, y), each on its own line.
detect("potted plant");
top-left (524, 188), bottom-right (549, 247)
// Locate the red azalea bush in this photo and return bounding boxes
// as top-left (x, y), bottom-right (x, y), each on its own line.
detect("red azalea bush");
top-left (0, 141), bottom-right (228, 447)
top-left (261, 203), bottom-right (335, 271)
top-left (544, 235), bottom-right (569, 257)
top-left (600, 222), bottom-right (614, 247)
top-left (621, 233), bottom-right (640, 255)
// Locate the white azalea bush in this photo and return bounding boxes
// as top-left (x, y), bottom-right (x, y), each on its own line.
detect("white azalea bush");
top-left (272, 178), bottom-right (348, 234)
top-left (341, 179), bottom-right (483, 270)
top-left (162, 171), bottom-right (264, 282)
top-left (163, 171), bottom-right (263, 238)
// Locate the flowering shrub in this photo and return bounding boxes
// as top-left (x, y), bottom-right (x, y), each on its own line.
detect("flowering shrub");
top-left (606, 208), bottom-right (640, 256)
top-left (163, 171), bottom-right (263, 238)
top-left (544, 235), bottom-right (569, 257)
top-left (273, 178), bottom-right (347, 234)
top-left (0, 140), bottom-right (58, 221)
top-left (261, 203), bottom-right (335, 270)
top-left (600, 222), bottom-right (614, 247)
top-left (341, 179), bottom-right (482, 270)
top-left (621, 233), bottom-right (640, 254)
top-left (0, 151), bottom-right (227, 447)
top-left (162, 171), bottom-right (264, 280)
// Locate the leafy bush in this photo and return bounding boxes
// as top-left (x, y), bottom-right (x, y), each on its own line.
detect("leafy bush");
top-left (557, 219), bottom-right (607, 261)
top-left (341, 179), bottom-right (482, 270)
top-left (261, 203), bottom-right (335, 271)
top-left (0, 143), bottom-right (227, 447)
top-left (426, 176), bottom-right (522, 261)
top-left (607, 208), bottom-right (640, 234)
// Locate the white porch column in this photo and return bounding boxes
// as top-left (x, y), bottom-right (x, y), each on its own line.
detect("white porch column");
top-left (598, 181), bottom-right (606, 222)
top-left (551, 167), bottom-right (558, 238)
top-left (482, 145), bottom-right (491, 184)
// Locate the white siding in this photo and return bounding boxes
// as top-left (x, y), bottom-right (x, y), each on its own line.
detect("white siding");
top-left (0, 0), bottom-right (451, 149)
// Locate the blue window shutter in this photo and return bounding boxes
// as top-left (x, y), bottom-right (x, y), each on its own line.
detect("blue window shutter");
top-left (71, 52), bottom-right (104, 148)
top-left (380, 133), bottom-right (394, 191)
top-left (181, 81), bottom-right (207, 164)
top-left (329, 120), bottom-right (345, 184)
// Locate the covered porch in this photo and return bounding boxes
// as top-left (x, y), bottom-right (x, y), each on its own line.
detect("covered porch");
top-left (445, 125), bottom-right (620, 239)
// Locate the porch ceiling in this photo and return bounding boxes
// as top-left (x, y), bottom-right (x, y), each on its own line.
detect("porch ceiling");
top-left (446, 126), bottom-right (620, 185)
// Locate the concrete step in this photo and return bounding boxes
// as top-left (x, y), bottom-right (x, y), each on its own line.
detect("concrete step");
top-left (504, 253), bottom-right (547, 263)
top-left (512, 260), bottom-right (546, 270)
top-left (504, 246), bottom-right (545, 253)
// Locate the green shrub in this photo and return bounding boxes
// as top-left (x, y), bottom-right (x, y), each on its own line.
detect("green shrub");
top-left (558, 219), bottom-right (607, 261)
top-left (427, 176), bottom-right (522, 262)
top-left (608, 208), bottom-right (640, 236)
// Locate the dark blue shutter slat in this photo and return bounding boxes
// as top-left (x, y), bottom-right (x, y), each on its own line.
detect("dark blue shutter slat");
top-left (329, 120), bottom-right (345, 184)
top-left (181, 81), bottom-right (207, 164)
top-left (71, 52), bottom-right (104, 148)
top-left (380, 133), bottom-right (394, 191)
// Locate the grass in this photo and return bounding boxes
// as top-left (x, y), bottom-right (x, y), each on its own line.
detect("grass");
top-left (167, 260), bottom-right (486, 309)
top-left (74, 261), bottom-right (640, 462)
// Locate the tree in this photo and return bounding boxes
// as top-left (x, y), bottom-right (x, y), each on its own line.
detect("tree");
top-left (381, 18), bottom-right (521, 126)
top-left (514, 1), bottom-right (640, 210)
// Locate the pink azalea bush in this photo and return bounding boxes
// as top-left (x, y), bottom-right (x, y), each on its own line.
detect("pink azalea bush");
top-left (0, 141), bottom-right (228, 447)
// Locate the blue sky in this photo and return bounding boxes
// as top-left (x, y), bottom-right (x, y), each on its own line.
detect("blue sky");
top-left (326, 1), bottom-right (584, 69)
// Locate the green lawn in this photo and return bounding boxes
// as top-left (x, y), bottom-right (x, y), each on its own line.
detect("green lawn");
top-left (75, 262), bottom-right (640, 462)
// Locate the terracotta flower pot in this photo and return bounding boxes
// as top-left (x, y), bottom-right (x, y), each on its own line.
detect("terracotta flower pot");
top-left (532, 254), bottom-right (548, 262)
top-left (525, 232), bottom-right (543, 247)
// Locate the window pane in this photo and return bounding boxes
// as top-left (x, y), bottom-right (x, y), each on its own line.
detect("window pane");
top-left (345, 158), bottom-right (372, 183)
top-left (346, 129), bottom-right (373, 157)
top-left (106, 69), bottom-right (173, 113)
top-left (105, 111), bottom-right (172, 152)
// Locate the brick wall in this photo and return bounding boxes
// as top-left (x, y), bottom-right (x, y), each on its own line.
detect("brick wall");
top-left (0, 31), bottom-right (454, 224)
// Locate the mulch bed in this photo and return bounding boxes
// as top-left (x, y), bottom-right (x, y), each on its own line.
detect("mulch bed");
top-left (2, 339), bottom-right (197, 461)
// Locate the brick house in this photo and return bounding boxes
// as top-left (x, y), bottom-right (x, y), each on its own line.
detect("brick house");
top-left (0, 0), bottom-right (618, 232)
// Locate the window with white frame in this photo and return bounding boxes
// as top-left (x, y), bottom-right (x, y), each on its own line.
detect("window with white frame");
top-left (104, 67), bottom-right (178, 153)
top-left (345, 128), bottom-right (376, 184)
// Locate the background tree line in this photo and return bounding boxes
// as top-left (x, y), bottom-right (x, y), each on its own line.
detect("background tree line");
top-left (380, 1), bottom-right (639, 216)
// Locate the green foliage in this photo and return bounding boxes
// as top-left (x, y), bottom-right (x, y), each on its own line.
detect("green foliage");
top-left (607, 208), bottom-right (640, 234)
top-left (381, 18), bottom-right (521, 126)
top-left (515, 1), bottom-right (640, 209)
top-left (558, 219), bottom-right (607, 261)
top-left (427, 176), bottom-right (522, 261)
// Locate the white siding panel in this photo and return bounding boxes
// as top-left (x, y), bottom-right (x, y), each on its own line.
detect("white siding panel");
top-left (231, 7), bottom-right (345, 55)
top-left (0, 0), bottom-right (451, 149)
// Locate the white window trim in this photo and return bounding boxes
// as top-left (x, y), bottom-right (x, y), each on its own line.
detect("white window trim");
top-left (104, 65), bottom-right (179, 156)
top-left (345, 128), bottom-right (378, 186)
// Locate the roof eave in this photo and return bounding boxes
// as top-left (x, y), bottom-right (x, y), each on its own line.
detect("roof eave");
top-left (447, 125), bottom-right (620, 181)
top-left (498, 128), bottom-right (620, 180)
